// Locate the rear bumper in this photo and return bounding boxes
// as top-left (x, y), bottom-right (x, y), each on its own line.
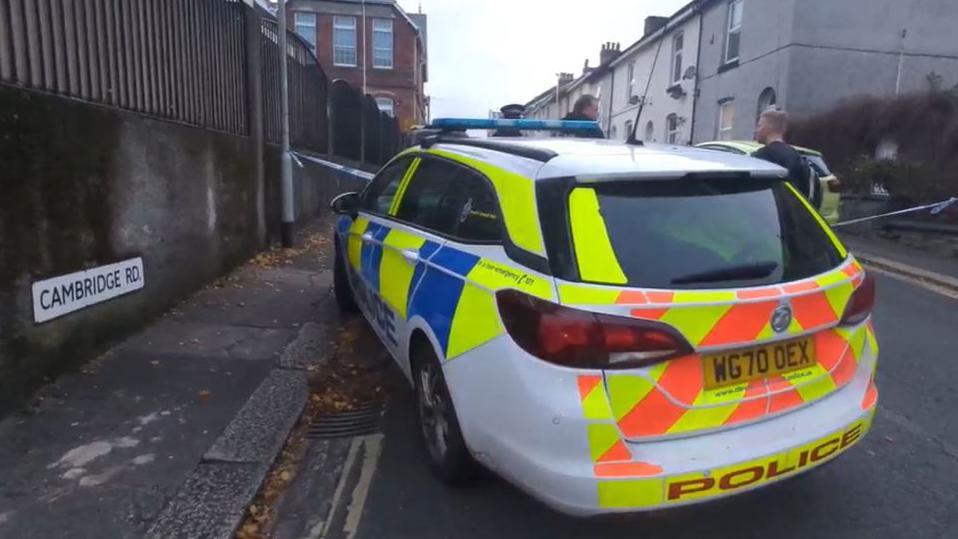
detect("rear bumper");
top-left (443, 323), bottom-right (878, 516)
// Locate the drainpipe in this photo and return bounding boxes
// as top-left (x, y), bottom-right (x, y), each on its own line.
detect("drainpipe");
top-left (278, 0), bottom-right (294, 247)
top-left (607, 67), bottom-right (615, 136)
top-left (688, 2), bottom-right (704, 145)
top-left (895, 28), bottom-right (907, 96)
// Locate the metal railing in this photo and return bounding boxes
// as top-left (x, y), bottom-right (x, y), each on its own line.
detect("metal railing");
top-left (0, 0), bottom-right (400, 161)
top-left (261, 18), bottom-right (327, 152)
top-left (0, 0), bottom-right (248, 134)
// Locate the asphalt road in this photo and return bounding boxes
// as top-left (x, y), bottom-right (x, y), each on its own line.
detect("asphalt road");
top-left (308, 273), bottom-right (958, 539)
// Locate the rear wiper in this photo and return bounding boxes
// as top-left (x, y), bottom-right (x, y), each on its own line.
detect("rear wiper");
top-left (670, 261), bottom-right (779, 285)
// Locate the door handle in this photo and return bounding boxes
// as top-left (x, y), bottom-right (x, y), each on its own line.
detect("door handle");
top-left (401, 249), bottom-right (420, 263)
top-left (361, 232), bottom-right (375, 242)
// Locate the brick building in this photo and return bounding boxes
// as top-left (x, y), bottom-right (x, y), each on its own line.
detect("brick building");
top-left (286, 0), bottom-right (428, 131)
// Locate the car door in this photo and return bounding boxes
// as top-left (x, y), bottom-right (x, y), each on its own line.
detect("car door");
top-left (343, 156), bottom-right (418, 353)
top-left (397, 156), bottom-right (554, 370)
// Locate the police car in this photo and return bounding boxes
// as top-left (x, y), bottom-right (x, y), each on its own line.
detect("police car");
top-left (329, 119), bottom-right (878, 515)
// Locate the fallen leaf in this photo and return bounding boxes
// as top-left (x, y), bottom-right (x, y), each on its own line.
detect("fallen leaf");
top-left (279, 470), bottom-right (291, 482)
top-left (149, 360), bottom-right (160, 367)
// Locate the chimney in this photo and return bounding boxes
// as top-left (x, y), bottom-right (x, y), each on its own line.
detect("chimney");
top-left (644, 16), bottom-right (669, 36)
top-left (599, 42), bottom-right (621, 66)
top-left (558, 72), bottom-right (574, 84)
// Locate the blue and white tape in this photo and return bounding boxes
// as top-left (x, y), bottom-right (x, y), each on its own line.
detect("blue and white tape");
top-left (290, 151), bottom-right (375, 181)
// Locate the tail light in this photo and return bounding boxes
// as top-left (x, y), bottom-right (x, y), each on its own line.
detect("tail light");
top-left (840, 273), bottom-right (876, 326)
top-left (827, 179), bottom-right (842, 193)
top-left (495, 289), bottom-right (693, 369)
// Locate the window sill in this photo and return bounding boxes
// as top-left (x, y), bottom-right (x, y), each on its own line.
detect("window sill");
top-left (372, 66), bottom-right (394, 70)
top-left (717, 59), bottom-right (740, 74)
top-left (333, 63), bottom-right (358, 68)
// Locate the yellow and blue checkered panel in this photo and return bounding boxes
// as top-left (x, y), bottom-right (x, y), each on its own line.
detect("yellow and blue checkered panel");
top-left (338, 215), bottom-right (550, 361)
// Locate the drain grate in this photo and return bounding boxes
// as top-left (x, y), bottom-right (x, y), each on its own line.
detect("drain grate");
top-left (307, 401), bottom-right (384, 439)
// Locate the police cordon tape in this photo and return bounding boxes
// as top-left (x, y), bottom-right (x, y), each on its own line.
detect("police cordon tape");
top-left (289, 151), bottom-right (375, 181)
top-left (286, 148), bottom-right (955, 228)
top-left (832, 197), bottom-right (957, 227)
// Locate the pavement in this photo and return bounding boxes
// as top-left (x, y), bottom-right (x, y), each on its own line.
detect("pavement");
top-left (840, 234), bottom-right (958, 284)
top-left (0, 217), bottom-right (341, 539)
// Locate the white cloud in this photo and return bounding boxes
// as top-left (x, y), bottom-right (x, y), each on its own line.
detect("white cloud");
top-left (400, 0), bottom-right (691, 118)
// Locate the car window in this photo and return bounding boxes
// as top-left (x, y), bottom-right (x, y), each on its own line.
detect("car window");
top-left (395, 159), bottom-right (467, 236)
top-left (453, 174), bottom-right (501, 242)
top-left (566, 178), bottom-right (843, 289)
top-left (805, 155), bottom-right (832, 176)
top-left (361, 158), bottom-right (411, 214)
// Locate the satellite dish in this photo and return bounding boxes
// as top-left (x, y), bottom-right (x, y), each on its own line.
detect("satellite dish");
top-left (683, 66), bottom-right (697, 80)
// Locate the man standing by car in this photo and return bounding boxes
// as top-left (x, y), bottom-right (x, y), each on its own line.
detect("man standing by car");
top-left (752, 109), bottom-right (814, 200)
top-left (561, 95), bottom-right (605, 139)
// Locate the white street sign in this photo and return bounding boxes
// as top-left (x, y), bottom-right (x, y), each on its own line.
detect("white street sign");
top-left (32, 257), bottom-right (145, 324)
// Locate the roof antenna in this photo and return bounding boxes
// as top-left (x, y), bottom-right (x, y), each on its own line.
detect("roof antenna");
top-left (627, 34), bottom-right (666, 146)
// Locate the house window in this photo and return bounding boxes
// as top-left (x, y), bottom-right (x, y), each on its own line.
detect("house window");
top-left (757, 87), bottom-right (776, 119)
top-left (671, 32), bottom-right (684, 84)
top-left (718, 100), bottom-right (735, 140)
top-left (294, 12), bottom-right (317, 51)
top-left (333, 16), bottom-right (357, 66)
top-left (667, 114), bottom-right (680, 144)
top-left (645, 121), bottom-right (654, 142)
top-left (725, 0), bottom-right (743, 64)
top-left (376, 97), bottom-right (394, 117)
top-left (372, 18), bottom-right (393, 69)
top-left (626, 62), bottom-right (635, 104)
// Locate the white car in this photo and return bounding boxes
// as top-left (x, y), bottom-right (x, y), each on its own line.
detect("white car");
top-left (329, 119), bottom-right (879, 515)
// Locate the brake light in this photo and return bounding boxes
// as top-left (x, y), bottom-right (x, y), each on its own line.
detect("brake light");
top-left (496, 289), bottom-right (693, 369)
top-left (840, 273), bottom-right (876, 326)
top-left (827, 179), bottom-right (842, 193)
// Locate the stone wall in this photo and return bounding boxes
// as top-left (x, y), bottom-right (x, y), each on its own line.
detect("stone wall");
top-left (0, 85), bottom-right (368, 413)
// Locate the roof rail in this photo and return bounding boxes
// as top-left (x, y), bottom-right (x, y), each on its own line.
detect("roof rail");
top-left (429, 117), bottom-right (601, 133)
top-left (424, 137), bottom-right (558, 162)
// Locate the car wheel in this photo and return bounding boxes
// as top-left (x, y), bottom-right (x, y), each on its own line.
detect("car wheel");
top-left (333, 241), bottom-right (359, 313)
top-left (413, 342), bottom-right (475, 484)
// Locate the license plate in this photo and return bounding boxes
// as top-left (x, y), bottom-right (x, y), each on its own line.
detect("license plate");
top-left (702, 337), bottom-right (816, 390)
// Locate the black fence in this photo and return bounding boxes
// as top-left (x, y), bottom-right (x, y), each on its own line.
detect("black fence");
top-left (0, 0), bottom-right (401, 165)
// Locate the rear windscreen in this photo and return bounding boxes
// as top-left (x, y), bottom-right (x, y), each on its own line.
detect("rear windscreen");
top-left (566, 178), bottom-right (844, 289)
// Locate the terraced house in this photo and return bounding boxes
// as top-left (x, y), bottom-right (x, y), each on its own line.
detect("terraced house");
top-left (525, 0), bottom-right (958, 144)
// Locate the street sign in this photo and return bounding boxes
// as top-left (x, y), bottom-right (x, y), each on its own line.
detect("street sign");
top-left (32, 258), bottom-right (145, 324)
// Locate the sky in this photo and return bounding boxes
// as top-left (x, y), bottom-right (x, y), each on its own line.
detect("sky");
top-left (398, 0), bottom-right (692, 119)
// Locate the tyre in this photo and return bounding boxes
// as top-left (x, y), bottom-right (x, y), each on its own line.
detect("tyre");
top-left (333, 240), bottom-right (359, 313)
top-left (412, 341), bottom-right (475, 484)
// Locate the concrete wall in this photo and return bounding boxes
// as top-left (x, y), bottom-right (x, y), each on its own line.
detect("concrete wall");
top-left (693, 0), bottom-right (958, 142)
top-left (787, 0), bottom-right (958, 117)
top-left (693, 0), bottom-right (797, 142)
top-left (0, 85), bottom-right (360, 414)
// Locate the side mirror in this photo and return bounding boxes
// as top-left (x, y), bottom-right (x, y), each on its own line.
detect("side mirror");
top-left (330, 192), bottom-right (360, 217)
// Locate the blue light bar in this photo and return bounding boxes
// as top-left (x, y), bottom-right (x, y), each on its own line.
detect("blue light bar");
top-left (428, 118), bottom-right (600, 132)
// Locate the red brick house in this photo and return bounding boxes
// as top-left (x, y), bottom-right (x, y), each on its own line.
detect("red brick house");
top-left (286, 0), bottom-right (428, 131)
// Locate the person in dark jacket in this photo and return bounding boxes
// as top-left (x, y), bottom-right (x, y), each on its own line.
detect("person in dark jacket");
top-left (561, 95), bottom-right (605, 139)
top-left (751, 109), bottom-right (812, 199)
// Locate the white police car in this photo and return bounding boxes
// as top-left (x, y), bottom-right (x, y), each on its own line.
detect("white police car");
top-left (329, 119), bottom-right (878, 515)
